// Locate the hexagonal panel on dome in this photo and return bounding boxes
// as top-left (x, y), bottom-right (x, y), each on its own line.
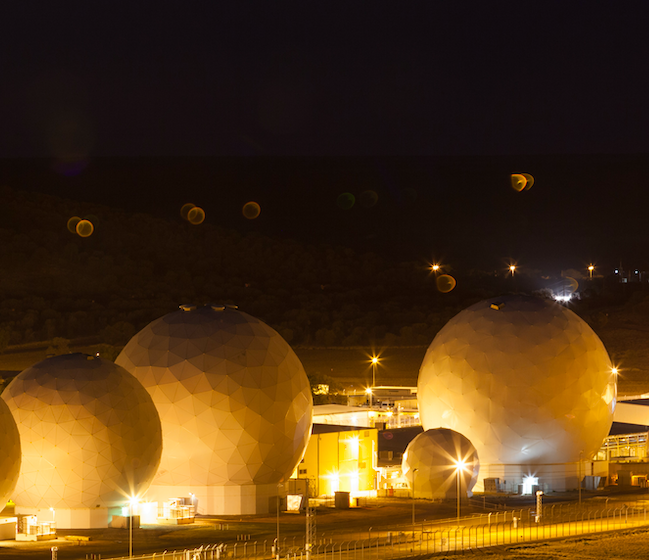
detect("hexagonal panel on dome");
top-left (0, 396), bottom-right (20, 506)
top-left (418, 295), bottom-right (616, 466)
top-left (116, 304), bottom-right (313, 488)
top-left (402, 428), bottom-right (479, 499)
top-left (2, 354), bottom-right (162, 509)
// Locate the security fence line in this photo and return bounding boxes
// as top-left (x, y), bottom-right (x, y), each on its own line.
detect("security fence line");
top-left (105, 502), bottom-right (649, 560)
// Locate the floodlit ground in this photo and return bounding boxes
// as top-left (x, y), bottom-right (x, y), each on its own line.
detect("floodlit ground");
top-left (465, 529), bottom-right (649, 559)
top-left (2, 493), bottom-right (649, 559)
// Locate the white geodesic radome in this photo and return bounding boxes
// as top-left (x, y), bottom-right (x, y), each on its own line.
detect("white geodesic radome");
top-left (402, 429), bottom-right (479, 500)
top-left (2, 354), bottom-right (162, 516)
top-left (115, 304), bottom-right (313, 513)
top-left (418, 295), bottom-right (617, 467)
top-left (0, 396), bottom-right (20, 507)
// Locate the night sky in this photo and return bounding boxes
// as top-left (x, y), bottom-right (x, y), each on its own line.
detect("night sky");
top-left (2, 2), bottom-right (649, 157)
top-left (2, 3), bottom-right (649, 272)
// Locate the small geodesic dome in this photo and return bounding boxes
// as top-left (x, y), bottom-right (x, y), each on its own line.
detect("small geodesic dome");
top-left (115, 304), bottom-right (313, 514)
top-left (418, 295), bottom-right (617, 467)
top-left (2, 354), bottom-right (162, 519)
top-left (0, 397), bottom-right (21, 506)
top-left (402, 429), bottom-right (479, 499)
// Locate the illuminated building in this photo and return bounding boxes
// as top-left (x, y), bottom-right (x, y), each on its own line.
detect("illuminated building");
top-left (418, 295), bottom-right (617, 492)
top-left (2, 354), bottom-right (162, 528)
top-left (116, 304), bottom-right (313, 515)
top-left (402, 428), bottom-right (479, 500)
top-left (292, 425), bottom-right (378, 498)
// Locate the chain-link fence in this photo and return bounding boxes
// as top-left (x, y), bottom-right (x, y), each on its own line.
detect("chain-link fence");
top-left (104, 500), bottom-right (649, 560)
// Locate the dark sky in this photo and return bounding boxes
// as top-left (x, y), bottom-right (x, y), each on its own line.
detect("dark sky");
top-left (2, 2), bottom-right (649, 158)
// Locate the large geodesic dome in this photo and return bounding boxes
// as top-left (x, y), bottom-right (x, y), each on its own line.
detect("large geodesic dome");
top-left (2, 354), bottom-right (162, 517)
top-left (418, 295), bottom-right (616, 466)
top-left (402, 429), bottom-right (479, 500)
top-left (0, 397), bottom-right (21, 507)
top-left (115, 304), bottom-right (313, 513)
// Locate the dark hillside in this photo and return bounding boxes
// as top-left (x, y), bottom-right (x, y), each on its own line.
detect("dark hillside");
top-left (0, 184), bottom-right (647, 395)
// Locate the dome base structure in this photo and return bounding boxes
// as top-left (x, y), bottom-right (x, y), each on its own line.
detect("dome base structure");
top-left (16, 505), bottom-right (113, 530)
top-left (476, 461), bottom-right (592, 494)
top-left (145, 483), bottom-right (280, 515)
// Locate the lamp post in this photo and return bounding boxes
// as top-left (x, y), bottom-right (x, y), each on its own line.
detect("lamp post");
top-left (276, 483), bottom-right (283, 560)
top-left (578, 450), bottom-right (583, 507)
top-left (371, 356), bottom-right (379, 391)
top-left (509, 264), bottom-right (516, 276)
top-left (368, 356), bottom-right (380, 410)
top-left (129, 497), bottom-right (138, 559)
top-left (454, 459), bottom-right (466, 523)
top-left (412, 468), bottom-right (418, 525)
top-left (588, 265), bottom-right (594, 279)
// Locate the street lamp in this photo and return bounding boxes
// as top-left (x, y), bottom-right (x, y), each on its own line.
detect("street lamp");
top-left (588, 264), bottom-right (594, 279)
top-left (365, 387), bottom-right (373, 410)
top-left (371, 356), bottom-right (379, 389)
top-left (411, 468), bottom-right (418, 525)
top-left (453, 459), bottom-right (467, 522)
top-left (509, 264), bottom-right (516, 276)
top-left (431, 263), bottom-right (440, 273)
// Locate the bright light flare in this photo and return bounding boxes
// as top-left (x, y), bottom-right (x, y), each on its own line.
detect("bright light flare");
top-left (180, 203), bottom-right (206, 224)
top-left (180, 203), bottom-right (195, 220)
top-left (336, 193), bottom-right (355, 210)
top-left (521, 173), bottom-right (534, 190)
top-left (436, 274), bottom-right (456, 293)
top-left (453, 458), bottom-right (468, 473)
top-left (510, 173), bottom-right (534, 191)
top-left (510, 174), bottom-right (527, 191)
top-left (359, 190), bottom-right (378, 208)
top-left (242, 201), bottom-right (261, 219)
top-left (67, 216), bottom-right (81, 234)
top-left (76, 219), bottom-right (94, 237)
top-left (187, 207), bottom-right (205, 224)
